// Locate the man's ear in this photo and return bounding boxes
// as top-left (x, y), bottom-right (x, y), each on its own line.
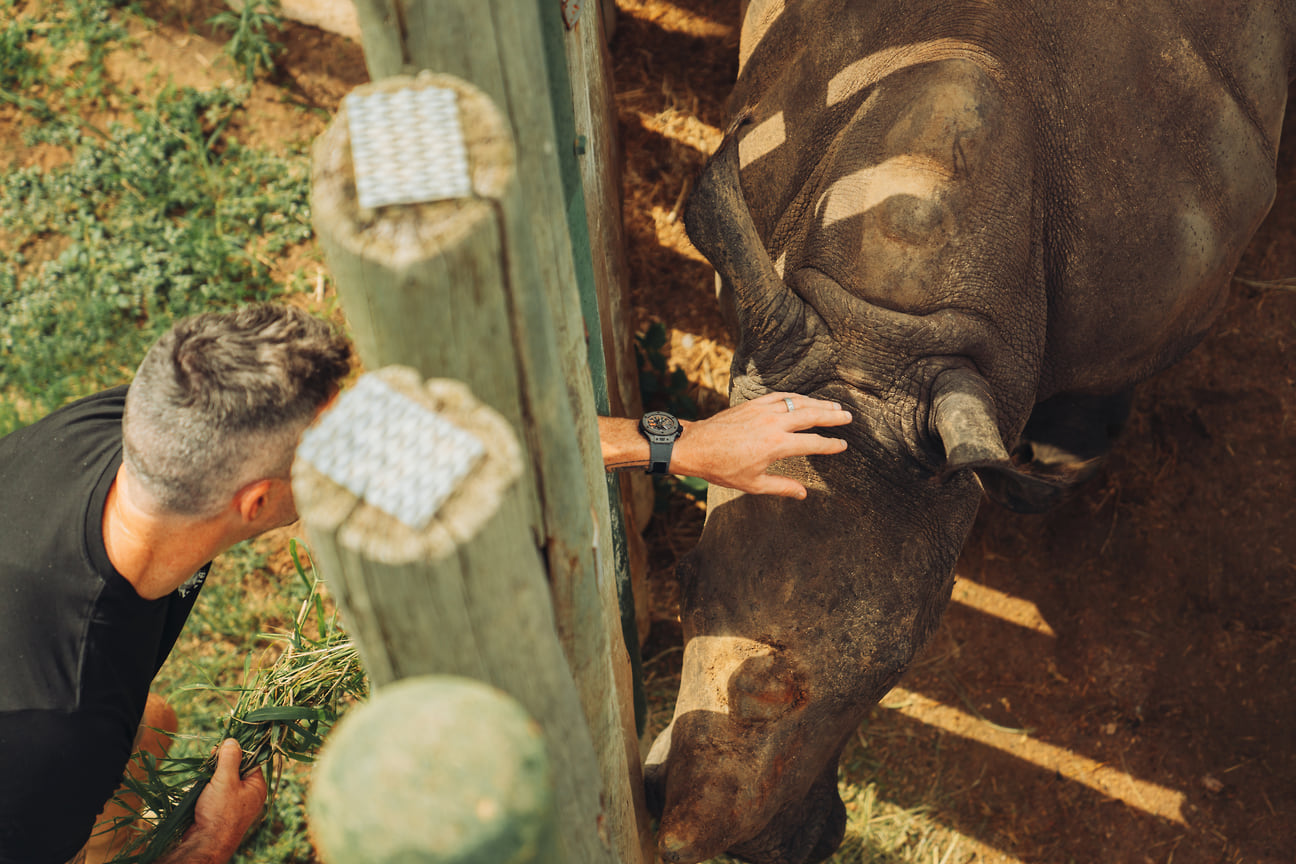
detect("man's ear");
top-left (233, 478), bottom-right (275, 524)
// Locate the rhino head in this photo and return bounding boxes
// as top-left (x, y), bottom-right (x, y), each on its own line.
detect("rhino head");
top-left (644, 54), bottom-right (1057, 864)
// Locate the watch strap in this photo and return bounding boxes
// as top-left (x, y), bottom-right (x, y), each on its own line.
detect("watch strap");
top-left (646, 436), bottom-right (674, 475)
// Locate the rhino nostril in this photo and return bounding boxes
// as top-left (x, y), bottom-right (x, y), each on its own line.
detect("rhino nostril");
top-left (658, 830), bottom-right (700, 864)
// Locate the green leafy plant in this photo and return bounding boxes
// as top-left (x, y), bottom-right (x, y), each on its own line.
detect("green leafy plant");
top-left (106, 541), bottom-right (367, 864)
top-left (208, 1), bottom-right (284, 82)
top-left (0, 83), bottom-right (313, 432)
top-left (0, 2), bottom-right (44, 95)
top-left (40, 0), bottom-right (133, 107)
top-left (636, 320), bottom-right (698, 420)
top-left (0, 0), bottom-right (126, 119)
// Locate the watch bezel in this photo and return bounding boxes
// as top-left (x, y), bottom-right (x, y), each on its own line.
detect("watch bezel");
top-left (640, 410), bottom-right (682, 439)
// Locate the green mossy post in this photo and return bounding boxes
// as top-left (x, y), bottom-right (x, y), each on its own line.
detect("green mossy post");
top-left (309, 70), bottom-right (645, 864)
top-left (293, 368), bottom-right (607, 863)
top-left (549, 0), bottom-right (655, 740)
top-left (309, 675), bottom-right (560, 864)
top-left (335, 8), bottom-right (652, 860)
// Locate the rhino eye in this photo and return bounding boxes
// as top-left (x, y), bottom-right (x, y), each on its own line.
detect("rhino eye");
top-left (728, 654), bottom-right (806, 722)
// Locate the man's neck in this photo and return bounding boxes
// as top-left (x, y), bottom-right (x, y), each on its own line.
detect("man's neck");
top-left (101, 466), bottom-right (231, 600)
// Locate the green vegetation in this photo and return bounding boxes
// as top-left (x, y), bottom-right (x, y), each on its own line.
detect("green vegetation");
top-left (0, 0), bottom-right (310, 433)
top-left (636, 320), bottom-right (697, 421)
top-left (0, 3), bottom-right (45, 97)
top-left (208, 1), bottom-right (285, 82)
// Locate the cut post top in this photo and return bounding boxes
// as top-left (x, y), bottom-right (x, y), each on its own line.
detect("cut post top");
top-left (346, 84), bottom-right (472, 209)
top-left (292, 366), bottom-right (523, 564)
top-left (298, 373), bottom-right (485, 531)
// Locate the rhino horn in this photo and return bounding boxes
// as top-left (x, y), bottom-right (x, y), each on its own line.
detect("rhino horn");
top-left (931, 366), bottom-right (1073, 512)
top-left (930, 367), bottom-right (1013, 471)
top-left (684, 115), bottom-right (805, 348)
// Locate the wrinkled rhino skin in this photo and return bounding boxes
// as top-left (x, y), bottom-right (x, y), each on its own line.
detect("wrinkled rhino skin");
top-left (645, 3), bottom-right (1296, 863)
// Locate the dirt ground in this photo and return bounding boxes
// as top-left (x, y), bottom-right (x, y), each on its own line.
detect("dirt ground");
top-left (611, 2), bottom-right (1296, 864)
top-left (19, 2), bottom-right (1290, 862)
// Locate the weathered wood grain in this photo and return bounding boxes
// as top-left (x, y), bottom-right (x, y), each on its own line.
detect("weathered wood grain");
top-left (309, 675), bottom-right (561, 864)
top-left (295, 368), bottom-right (606, 863)
top-left (308, 65), bottom-right (645, 863)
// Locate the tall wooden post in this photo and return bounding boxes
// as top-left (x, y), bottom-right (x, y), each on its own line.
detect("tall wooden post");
top-left (310, 73), bottom-right (647, 863)
top-left (295, 369), bottom-right (605, 863)
top-left (544, 0), bottom-right (654, 727)
top-left (346, 0), bottom-right (653, 811)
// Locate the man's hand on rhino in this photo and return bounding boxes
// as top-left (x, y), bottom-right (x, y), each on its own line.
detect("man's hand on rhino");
top-left (674, 392), bottom-right (850, 498)
top-left (600, 393), bottom-right (850, 498)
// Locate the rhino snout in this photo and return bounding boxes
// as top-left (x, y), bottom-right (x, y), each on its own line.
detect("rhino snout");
top-left (645, 722), bottom-right (847, 864)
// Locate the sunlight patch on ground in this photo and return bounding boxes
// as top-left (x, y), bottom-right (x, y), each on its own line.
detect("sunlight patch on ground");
top-left (638, 108), bottom-right (724, 155)
top-left (618, 0), bottom-right (734, 39)
top-left (880, 687), bottom-right (1188, 826)
top-left (950, 578), bottom-right (1057, 637)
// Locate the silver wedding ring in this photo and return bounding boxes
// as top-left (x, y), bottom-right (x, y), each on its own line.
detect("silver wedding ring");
top-left (784, 397), bottom-right (795, 412)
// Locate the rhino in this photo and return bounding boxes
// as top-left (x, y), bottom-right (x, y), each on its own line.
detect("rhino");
top-left (641, 2), bottom-right (1295, 862)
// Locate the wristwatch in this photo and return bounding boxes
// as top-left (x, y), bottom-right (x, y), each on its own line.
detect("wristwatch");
top-left (638, 410), bottom-right (683, 475)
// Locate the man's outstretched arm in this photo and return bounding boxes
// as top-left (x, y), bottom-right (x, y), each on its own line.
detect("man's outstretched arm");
top-left (600, 392), bottom-right (851, 499)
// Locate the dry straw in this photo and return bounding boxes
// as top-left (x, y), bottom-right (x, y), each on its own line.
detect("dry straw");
top-left (106, 540), bottom-right (368, 863)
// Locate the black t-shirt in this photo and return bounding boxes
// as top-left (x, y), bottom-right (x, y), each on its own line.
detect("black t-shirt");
top-left (0, 387), bottom-right (207, 863)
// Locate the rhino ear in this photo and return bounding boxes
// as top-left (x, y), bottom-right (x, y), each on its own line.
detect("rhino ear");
top-left (684, 115), bottom-right (806, 349)
top-left (930, 367), bottom-right (1070, 512)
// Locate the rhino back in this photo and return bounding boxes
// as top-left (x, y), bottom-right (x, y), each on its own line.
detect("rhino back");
top-left (728, 0), bottom-right (1291, 399)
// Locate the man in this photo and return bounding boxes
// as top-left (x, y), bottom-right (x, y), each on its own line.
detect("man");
top-left (0, 304), bottom-right (352, 864)
top-left (0, 303), bottom-right (849, 863)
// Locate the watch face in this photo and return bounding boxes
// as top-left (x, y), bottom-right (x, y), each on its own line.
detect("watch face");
top-left (642, 411), bottom-right (680, 436)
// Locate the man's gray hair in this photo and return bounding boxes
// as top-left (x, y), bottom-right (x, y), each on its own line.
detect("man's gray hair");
top-left (123, 304), bottom-right (352, 517)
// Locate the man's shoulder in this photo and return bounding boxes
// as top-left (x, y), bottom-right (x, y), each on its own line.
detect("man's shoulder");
top-left (45, 385), bottom-right (129, 428)
top-left (0, 386), bottom-right (125, 476)
top-left (0, 386), bottom-right (130, 713)
top-left (0, 385), bottom-right (127, 449)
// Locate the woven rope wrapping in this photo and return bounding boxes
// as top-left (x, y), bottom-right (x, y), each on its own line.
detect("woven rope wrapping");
top-left (345, 85), bottom-right (472, 208)
top-left (298, 374), bottom-right (485, 530)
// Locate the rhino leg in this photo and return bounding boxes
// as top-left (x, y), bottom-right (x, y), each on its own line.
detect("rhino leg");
top-left (981, 388), bottom-right (1135, 512)
top-left (643, 722), bottom-right (671, 818)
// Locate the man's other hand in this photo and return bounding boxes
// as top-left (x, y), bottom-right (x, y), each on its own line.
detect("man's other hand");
top-left (158, 739), bottom-right (267, 864)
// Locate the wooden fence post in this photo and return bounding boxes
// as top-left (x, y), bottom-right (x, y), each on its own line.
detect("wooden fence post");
top-left (294, 368), bottom-right (608, 863)
top-left (543, 0), bottom-right (655, 729)
top-left (338, 6), bottom-right (652, 855)
top-left (342, 0), bottom-right (644, 696)
top-left (309, 72), bottom-right (647, 863)
top-left (309, 675), bottom-right (560, 864)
